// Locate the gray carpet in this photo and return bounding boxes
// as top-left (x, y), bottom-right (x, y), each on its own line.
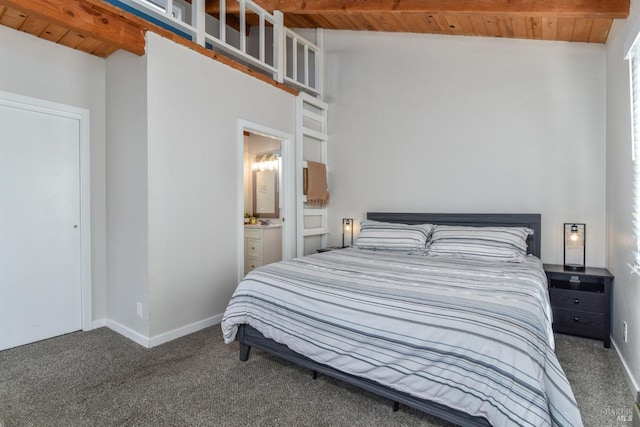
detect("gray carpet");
top-left (0, 326), bottom-right (633, 427)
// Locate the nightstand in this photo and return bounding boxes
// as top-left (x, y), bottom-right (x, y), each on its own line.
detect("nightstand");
top-left (543, 264), bottom-right (614, 348)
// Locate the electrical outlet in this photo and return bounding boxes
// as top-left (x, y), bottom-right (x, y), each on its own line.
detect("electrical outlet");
top-left (136, 302), bottom-right (143, 319)
top-left (624, 321), bottom-right (628, 343)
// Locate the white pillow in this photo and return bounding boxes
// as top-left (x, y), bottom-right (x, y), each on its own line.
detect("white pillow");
top-left (427, 225), bottom-right (533, 262)
top-left (354, 220), bottom-right (433, 254)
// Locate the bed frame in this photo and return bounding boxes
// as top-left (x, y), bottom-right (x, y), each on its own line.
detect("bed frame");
top-left (236, 213), bottom-right (542, 427)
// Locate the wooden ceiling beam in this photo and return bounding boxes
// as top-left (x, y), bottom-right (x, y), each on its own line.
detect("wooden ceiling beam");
top-left (239, 0), bottom-right (629, 19)
top-left (0, 0), bottom-right (146, 55)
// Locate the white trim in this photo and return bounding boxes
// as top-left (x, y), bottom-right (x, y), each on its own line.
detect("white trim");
top-left (317, 28), bottom-right (324, 100)
top-left (192, 0), bottom-right (205, 45)
top-left (79, 104), bottom-right (92, 332)
top-left (611, 337), bottom-right (640, 401)
top-left (108, 314), bottom-right (223, 348)
top-left (303, 108), bottom-right (324, 123)
top-left (148, 314), bottom-right (223, 347)
top-left (107, 319), bottom-right (151, 348)
top-left (92, 319), bottom-right (107, 329)
top-left (303, 208), bottom-right (325, 216)
top-left (236, 120), bottom-right (295, 284)
top-left (296, 92), bottom-right (329, 256)
top-left (219, 0), bottom-right (226, 43)
top-left (625, 13), bottom-right (640, 59)
top-left (239, 0), bottom-right (246, 53)
top-left (0, 90), bottom-right (93, 332)
top-left (302, 128), bottom-right (328, 141)
top-left (303, 226), bottom-right (329, 236)
top-left (281, 129), bottom-right (296, 260)
top-left (237, 124), bottom-right (246, 284)
top-left (300, 92), bottom-right (328, 110)
top-left (273, 10), bottom-right (285, 83)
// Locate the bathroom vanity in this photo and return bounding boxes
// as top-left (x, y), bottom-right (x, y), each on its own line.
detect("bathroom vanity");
top-left (244, 224), bottom-right (282, 275)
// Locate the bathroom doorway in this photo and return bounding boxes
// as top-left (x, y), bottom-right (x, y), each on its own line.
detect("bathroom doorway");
top-left (237, 121), bottom-right (294, 282)
top-left (244, 132), bottom-right (280, 222)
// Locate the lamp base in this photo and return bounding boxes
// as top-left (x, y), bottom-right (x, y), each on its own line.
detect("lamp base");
top-left (563, 264), bottom-right (586, 272)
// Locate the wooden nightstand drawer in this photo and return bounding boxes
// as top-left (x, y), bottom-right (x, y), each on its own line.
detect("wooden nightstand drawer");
top-left (549, 288), bottom-right (604, 313)
top-left (552, 308), bottom-right (604, 339)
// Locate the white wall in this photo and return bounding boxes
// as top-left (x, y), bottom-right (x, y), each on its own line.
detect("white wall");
top-left (144, 33), bottom-right (295, 339)
top-left (605, 1), bottom-right (640, 395)
top-left (324, 30), bottom-right (607, 266)
top-left (0, 26), bottom-right (108, 324)
top-left (105, 50), bottom-right (150, 338)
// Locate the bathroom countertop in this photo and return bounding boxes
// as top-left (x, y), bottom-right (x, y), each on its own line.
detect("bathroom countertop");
top-left (244, 223), bottom-right (282, 229)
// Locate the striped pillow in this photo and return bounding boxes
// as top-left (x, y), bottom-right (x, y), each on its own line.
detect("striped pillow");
top-left (427, 225), bottom-right (533, 262)
top-left (354, 220), bottom-right (433, 254)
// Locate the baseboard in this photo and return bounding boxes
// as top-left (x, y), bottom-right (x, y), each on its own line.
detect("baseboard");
top-left (611, 337), bottom-right (640, 401)
top-left (105, 314), bottom-right (224, 348)
top-left (106, 320), bottom-right (152, 348)
top-left (90, 318), bottom-right (107, 329)
top-left (147, 314), bottom-right (223, 348)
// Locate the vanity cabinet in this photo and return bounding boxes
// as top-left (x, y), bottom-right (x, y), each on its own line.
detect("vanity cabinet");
top-left (244, 227), bottom-right (282, 275)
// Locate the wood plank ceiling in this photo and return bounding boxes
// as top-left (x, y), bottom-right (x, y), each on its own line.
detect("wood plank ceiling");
top-left (0, 0), bottom-right (631, 61)
top-left (0, 0), bottom-right (146, 57)
top-left (219, 0), bottom-right (630, 43)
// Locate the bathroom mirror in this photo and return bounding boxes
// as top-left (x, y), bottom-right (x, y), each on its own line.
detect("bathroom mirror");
top-left (253, 169), bottom-right (279, 218)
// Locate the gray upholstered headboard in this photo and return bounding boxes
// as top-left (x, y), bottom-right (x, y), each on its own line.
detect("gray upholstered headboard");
top-left (366, 212), bottom-right (542, 258)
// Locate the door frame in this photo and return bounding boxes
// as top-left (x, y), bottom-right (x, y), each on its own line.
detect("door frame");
top-left (237, 120), bottom-right (294, 283)
top-left (0, 90), bottom-right (92, 331)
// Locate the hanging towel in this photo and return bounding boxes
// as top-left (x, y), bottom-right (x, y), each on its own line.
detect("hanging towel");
top-left (305, 161), bottom-right (330, 207)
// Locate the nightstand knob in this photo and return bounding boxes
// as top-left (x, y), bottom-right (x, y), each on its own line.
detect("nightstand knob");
top-left (573, 299), bottom-right (580, 304)
top-left (573, 317), bottom-right (580, 322)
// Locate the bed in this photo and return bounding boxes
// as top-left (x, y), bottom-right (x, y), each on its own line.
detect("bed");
top-left (221, 213), bottom-right (582, 427)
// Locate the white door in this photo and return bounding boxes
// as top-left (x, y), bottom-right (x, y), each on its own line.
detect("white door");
top-left (0, 102), bottom-right (82, 350)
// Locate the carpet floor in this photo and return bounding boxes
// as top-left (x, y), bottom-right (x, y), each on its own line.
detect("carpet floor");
top-left (0, 326), bottom-right (633, 426)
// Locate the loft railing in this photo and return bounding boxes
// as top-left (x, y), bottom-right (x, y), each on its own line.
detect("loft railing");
top-left (284, 28), bottom-right (321, 95)
top-left (108, 0), bottom-right (322, 96)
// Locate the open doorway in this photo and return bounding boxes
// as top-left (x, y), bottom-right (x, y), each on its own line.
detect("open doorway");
top-left (243, 131), bottom-right (282, 276)
top-left (237, 121), bottom-right (294, 283)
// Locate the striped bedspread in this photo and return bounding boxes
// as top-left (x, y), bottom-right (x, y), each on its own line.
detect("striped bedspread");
top-left (221, 248), bottom-right (582, 427)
